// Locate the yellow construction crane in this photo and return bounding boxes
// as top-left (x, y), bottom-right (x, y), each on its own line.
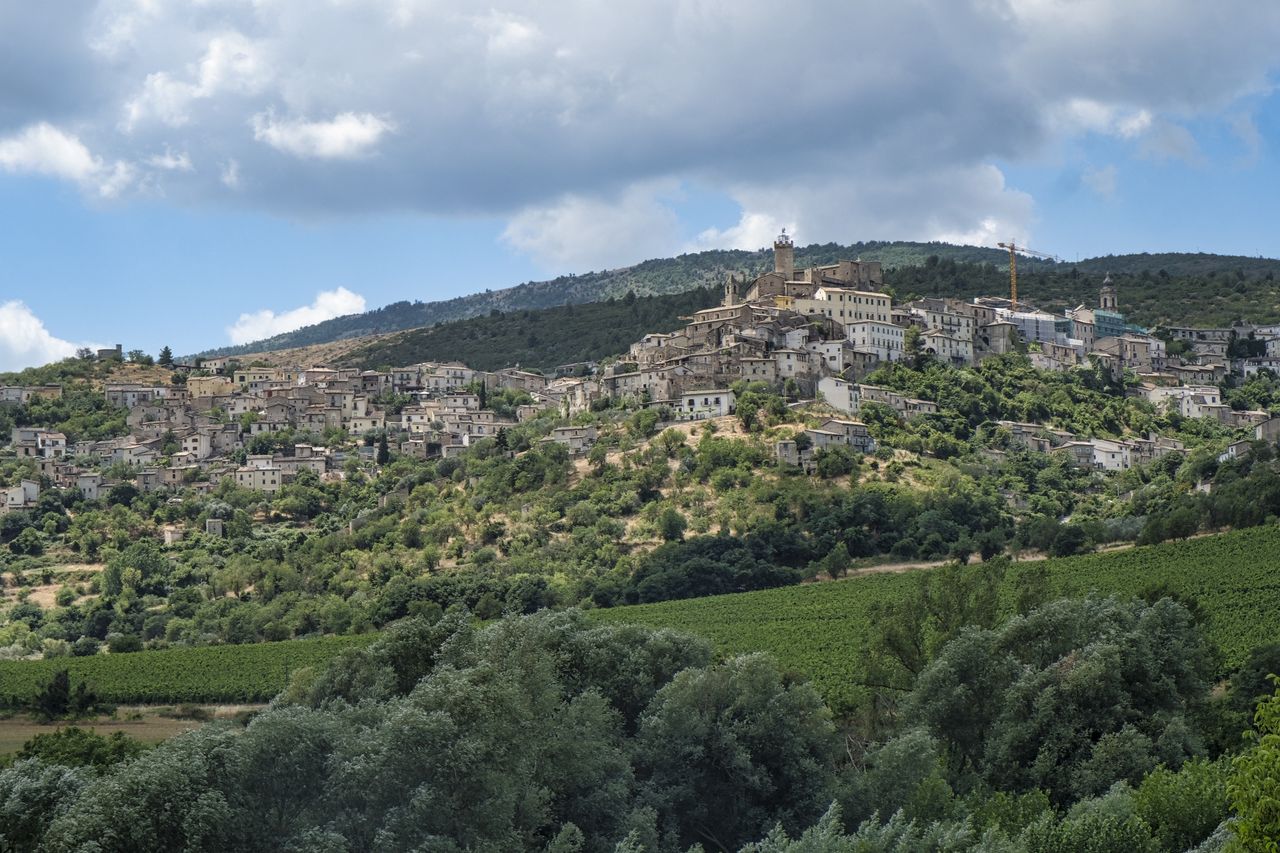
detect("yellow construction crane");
top-left (996, 241), bottom-right (1059, 307)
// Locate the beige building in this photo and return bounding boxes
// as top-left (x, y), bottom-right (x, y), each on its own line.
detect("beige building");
top-left (187, 375), bottom-right (233, 398)
top-left (235, 464), bottom-right (283, 493)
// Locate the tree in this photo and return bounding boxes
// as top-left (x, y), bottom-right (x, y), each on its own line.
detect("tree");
top-left (904, 324), bottom-right (924, 367)
top-left (9, 526), bottom-right (45, 556)
top-left (376, 432), bottom-right (390, 465)
top-left (33, 670), bottom-right (71, 720)
top-left (1228, 678), bottom-right (1280, 850)
top-left (908, 596), bottom-right (1216, 804)
top-left (0, 759), bottom-right (91, 852)
top-left (42, 728), bottom-right (238, 852)
top-left (157, 346), bottom-right (174, 367)
top-left (1049, 523), bottom-right (1090, 557)
top-left (17, 727), bottom-right (146, 768)
top-left (102, 540), bottom-right (171, 597)
top-left (865, 560), bottom-right (1014, 696)
top-left (822, 542), bottom-right (852, 579)
top-left (635, 654), bottom-right (838, 851)
top-left (1131, 758), bottom-right (1229, 852)
top-left (657, 507), bottom-right (686, 542)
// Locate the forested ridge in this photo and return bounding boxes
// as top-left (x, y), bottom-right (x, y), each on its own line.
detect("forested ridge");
top-left (194, 241), bottom-right (1280, 359)
top-left (347, 287), bottom-right (721, 372)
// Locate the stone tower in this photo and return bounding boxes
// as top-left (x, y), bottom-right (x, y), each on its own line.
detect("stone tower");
top-left (723, 274), bottom-right (738, 307)
top-left (1100, 273), bottom-right (1118, 311)
top-left (774, 229), bottom-right (794, 280)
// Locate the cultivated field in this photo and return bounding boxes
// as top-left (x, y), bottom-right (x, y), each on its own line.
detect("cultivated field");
top-left (591, 524), bottom-right (1280, 711)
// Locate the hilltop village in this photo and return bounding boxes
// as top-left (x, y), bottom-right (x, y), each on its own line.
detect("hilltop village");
top-left (5, 232), bottom-right (1280, 514)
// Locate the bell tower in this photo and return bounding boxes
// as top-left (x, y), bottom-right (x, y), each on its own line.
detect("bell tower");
top-left (773, 229), bottom-right (794, 280)
top-left (723, 274), bottom-right (738, 307)
top-left (1100, 273), bottom-right (1118, 311)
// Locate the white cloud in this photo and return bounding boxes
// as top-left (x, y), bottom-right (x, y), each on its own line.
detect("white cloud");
top-left (220, 158), bottom-right (241, 189)
top-left (3, 1), bottom-right (1280, 261)
top-left (502, 183), bottom-right (682, 269)
top-left (122, 32), bottom-right (271, 130)
top-left (1081, 164), bottom-right (1118, 199)
top-left (693, 213), bottom-right (796, 252)
top-left (0, 122), bottom-right (135, 197)
top-left (0, 123), bottom-right (100, 183)
top-left (226, 287), bottom-right (367, 344)
top-left (1052, 99), bottom-right (1153, 139)
top-left (252, 111), bottom-right (394, 160)
top-left (0, 301), bottom-right (88, 372)
top-left (147, 147), bottom-right (193, 171)
top-left (695, 164), bottom-right (1034, 257)
top-left (474, 11), bottom-right (542, 57)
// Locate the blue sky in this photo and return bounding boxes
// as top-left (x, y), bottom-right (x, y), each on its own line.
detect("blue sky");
top-left (2, 1), bottom-right (1279, 369)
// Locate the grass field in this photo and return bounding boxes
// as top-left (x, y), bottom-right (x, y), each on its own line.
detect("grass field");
top-left (591, 525), bottom-right (1280, 711)
top-left (0, 633), bottom-right (377, 706)
top-left (0, 705), bottom-right (261, 755)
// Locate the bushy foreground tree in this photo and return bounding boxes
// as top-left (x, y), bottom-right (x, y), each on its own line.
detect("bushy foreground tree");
top-left (906, 595), bottom-right (1216, 804)
top-left (0, 597), bottom-right (1246, 853)
top-left (7, 611), bottom-right (836, 853)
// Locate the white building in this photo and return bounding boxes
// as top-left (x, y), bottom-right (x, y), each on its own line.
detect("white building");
top-left (676, 389), bottom-right (736, 420)
top-left (1091, 438), bottom-right (1133, 471)
top-left (1144, 385), bottom-right (1227, 420)
top-left (1002, 309), bottom-right (1062, 345)
top-left (77, 473), bottom-right (104, 501)
top-left (845, 321), bottom-right (904, 362)
top-left (921, 329), bottom-right (974, 366)
top-left (817, 377), bottom-right (861, 416)
top-left (2, 480), bottom-right (39, 513)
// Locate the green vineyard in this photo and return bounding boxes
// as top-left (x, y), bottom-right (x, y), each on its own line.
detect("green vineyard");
top-left (2, 526), bottom-right (1278, 710)
top-left (0, 634), bottom-right (376, 706)
top-left (592, 525), bottom-right (1280, 712)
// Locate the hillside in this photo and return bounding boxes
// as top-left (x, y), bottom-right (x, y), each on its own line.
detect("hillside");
top-left (889, 256), bottom-right (1280, 328)
top-left (231, 258), bottom-right (1280, 373)
top-left (189, 241), bottom-right (1031, 359)
top-left (194, 241), bottom-right (1280, 361)
top-left (345, 286), bottom-right (721, 371)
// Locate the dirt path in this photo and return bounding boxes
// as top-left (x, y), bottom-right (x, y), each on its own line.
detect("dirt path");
top-left (808, 530), bottom-right (1229, 584)
top-left (0, 704), bottom-right (268, 754)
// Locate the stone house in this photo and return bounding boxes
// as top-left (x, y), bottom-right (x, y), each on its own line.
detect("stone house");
top-left (545, 426), bottom-right (597, 455)
top-left (2, 480), bottom-right (39, 513)
top-left (235, 464), bottom-right (283, 493)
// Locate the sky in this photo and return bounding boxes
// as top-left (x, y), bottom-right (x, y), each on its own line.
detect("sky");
top-left (2, 1), bottom-right (1280, 370)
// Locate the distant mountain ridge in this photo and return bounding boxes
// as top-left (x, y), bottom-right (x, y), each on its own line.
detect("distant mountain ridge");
top-left (192, 241), bottom-right (1280, 358)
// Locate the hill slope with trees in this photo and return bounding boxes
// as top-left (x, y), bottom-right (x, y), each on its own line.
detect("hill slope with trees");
top-left (192, 240), bottom-right (1017, 358)
top-left (195, 242), bottom-right (1280, 360)
top-left (346, 286), bottom-right (721, 372)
